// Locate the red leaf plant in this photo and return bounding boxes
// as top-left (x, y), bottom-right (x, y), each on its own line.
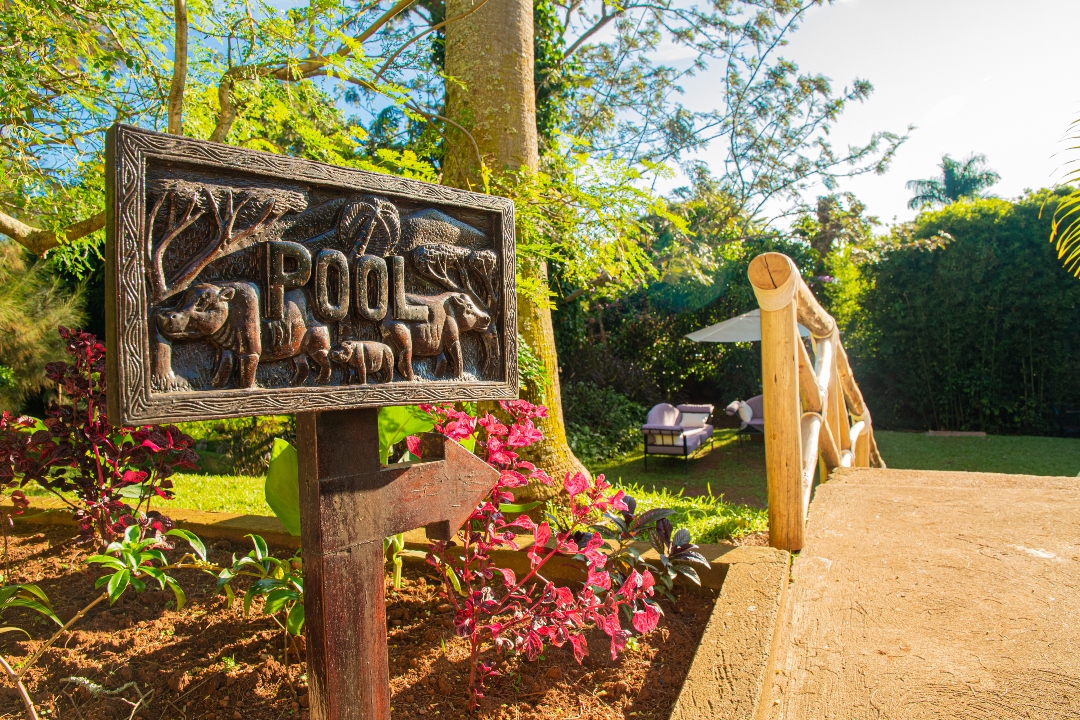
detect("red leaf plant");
top-left (416, 400), bottom-right (671, 709)
top-left (0, 328), bottom-right (197, 546)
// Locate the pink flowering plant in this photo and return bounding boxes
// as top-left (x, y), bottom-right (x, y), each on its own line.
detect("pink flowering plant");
top-left (0, 328), bottom-right (197, 546)
top-left (414, 400), bottom-right (708, 708)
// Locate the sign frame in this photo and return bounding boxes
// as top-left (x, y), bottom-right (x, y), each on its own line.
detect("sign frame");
top-left (105, 124), bottom-right (518, 426)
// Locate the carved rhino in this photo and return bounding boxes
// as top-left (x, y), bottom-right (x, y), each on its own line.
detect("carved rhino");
top-left (152, 281), bottom-right (331, 389)
top-left (382, 292), bottom-right (491, 381)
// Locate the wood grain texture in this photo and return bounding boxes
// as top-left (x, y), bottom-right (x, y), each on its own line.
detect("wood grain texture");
top-left (297, 409), bottom-right (498, 720)
top-left (757, 300), bottom-right (804, 552)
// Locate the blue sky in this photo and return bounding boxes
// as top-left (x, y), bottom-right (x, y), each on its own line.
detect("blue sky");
top-left (671, 0), bottom-right (1080, 225)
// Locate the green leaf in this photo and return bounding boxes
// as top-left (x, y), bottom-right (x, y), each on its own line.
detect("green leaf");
top-left (107, 570), bottom-right (130, 604)
top-left (263, 587), bottom-right (295, 615)
top-left (249, 534), bottom-right (269, 562)
top-left (0, 626), bottom-right (31, 638)
top-left (378, 406), bottom-right (434, 464)
top-left (498, 501), bottom-right (544, 514)
top-left (85, 555), bottom-right (126, 571)
top-left (4, 599), bottom-right (61, 626)
top-left (286, 602), bottom-right (305, 635)
top-left (143, 549), bottom-right (169, 567)
top-left (6, 583), bottom-right (51, 607)
top-left (165, 577), bottom-right (187, 611)
top-left (459, 432), bottom-right (477, 454)
top-left (140, 567), bottom-right (166, 587)
top-left (166, 529), bottom-right (207, 561)
top-left (117, 483), bottom-right (151, 499)
top-left (443, 566), bottom-right (463, 596)
top-left (123, 524), bottom-right (141, 544)
top-left (265, 439), bottom-right (301, 536)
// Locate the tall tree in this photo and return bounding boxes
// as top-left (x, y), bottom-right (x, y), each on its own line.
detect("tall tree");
top-left (443, 0), bottom-right (591, 490)
top-left (906, 153), bottom-right (1000, 210)
top-left (0, 0), bottom-right (455, 261)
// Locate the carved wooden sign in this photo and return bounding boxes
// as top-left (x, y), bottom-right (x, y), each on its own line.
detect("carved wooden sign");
top-left (105, 124), bottom-right (517, 425)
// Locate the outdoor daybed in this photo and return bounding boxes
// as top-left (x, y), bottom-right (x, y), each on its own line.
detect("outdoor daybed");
top-left (641, 403), bottom-right (715, 470)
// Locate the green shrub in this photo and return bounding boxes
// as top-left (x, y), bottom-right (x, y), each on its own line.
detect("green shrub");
top-left (847, 192), bottom-right (1080, 434)
top-left (178, 416), bottom-right (294, 476)
top-left (563, 382), bottom-right (646, 464)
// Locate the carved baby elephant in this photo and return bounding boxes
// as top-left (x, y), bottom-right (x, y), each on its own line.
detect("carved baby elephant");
top-left (382, 292), bottom-right (491, 381)
top-left (153, 281), bottom-right (331, 389)
top-left (330, 341), bottom-right (395, 384)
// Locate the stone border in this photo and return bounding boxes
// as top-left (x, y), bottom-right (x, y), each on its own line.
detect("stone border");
top-left (6, 498), bottom-right (789, 718)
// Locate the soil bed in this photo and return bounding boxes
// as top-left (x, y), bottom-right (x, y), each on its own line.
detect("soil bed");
top-left (1, 526), bottom-right (715, 720)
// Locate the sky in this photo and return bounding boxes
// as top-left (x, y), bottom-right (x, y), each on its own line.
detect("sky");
top-left (673, 0), bottom-right (1080, 226)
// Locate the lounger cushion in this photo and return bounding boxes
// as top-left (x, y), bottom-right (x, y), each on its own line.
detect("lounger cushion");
top-left (646, 403), bottom-right (679, 426)
top-left (645, 424), bottom-right (714, 454)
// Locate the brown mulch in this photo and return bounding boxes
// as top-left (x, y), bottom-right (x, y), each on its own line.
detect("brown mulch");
top-left (0, 526), bottom-right (715, 719)
top-left (730, 531), bottom-right (769, 547)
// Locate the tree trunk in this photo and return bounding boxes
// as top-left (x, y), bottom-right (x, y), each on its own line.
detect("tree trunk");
top-left (443, 0), bottom-right (589, 498)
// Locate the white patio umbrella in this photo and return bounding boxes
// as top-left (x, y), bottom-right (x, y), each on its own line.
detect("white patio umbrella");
top-left (685, 308), bottom-right (810, 343)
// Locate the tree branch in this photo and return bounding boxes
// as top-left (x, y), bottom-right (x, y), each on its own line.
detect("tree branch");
top-left (0, 210), bottom-right (106, 256)
top-left (209, 73), bottom-right (237, 143)
top-left (561, 271), bottom-right (613, 303)
top-left (167, 0), bottom-right (189, 135)
top-left (565, 4), bottom-right (620, 59)
top-left (266, 0), bottom-right (418, 82)
top-left (373, 0), bottom-right (495, 84)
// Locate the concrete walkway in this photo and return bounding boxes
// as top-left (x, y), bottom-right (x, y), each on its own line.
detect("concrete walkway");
top-left (769, 468), bottom-right (1080, 720)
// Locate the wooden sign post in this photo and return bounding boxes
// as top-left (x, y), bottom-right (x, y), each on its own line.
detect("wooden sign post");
top-left (104, 125), bottom-right (517, 720)
top-left (298, 410), bottom-right (496, 719)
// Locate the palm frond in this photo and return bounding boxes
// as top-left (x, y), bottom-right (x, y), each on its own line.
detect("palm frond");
top-left (1047, 120), bottom-right (1080, 277)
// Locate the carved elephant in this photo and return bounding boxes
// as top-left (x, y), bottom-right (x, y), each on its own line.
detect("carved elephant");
top-left (152, 281), bottom-right (331, 389)
top-left (330, 340), bottom-right (395, 385)
top-left (382, 292), bottom-right (491, 381)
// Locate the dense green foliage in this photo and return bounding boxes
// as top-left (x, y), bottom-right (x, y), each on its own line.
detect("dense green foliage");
top-left (556, 200), bottom-right (817, 412)
top-left (562, 383), bottom-right (646, 464)
top-left (178, 416), bottom-right (294, 476)
top-left (845, 192), bottom-right (1080, 434)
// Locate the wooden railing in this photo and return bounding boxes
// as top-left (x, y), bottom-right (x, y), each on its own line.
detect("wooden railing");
top-left (749, 252), bottom-right (885, 551)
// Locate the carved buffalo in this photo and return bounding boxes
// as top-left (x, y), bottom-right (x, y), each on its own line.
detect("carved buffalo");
top-left (330, 340), bottom-right (395, 385)
top-left (382, 292), bottom-right (490, 381)
top-left (152, 281), bottom-right (331, 389)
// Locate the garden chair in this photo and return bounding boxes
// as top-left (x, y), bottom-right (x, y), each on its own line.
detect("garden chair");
top-left (641, 403), bottom-right (715, 471)
top-left (725, 395), bottom-right (764, 453)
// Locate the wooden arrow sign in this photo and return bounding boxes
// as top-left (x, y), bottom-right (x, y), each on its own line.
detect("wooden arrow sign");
top-left (297, 408), bottom-right (498, 720)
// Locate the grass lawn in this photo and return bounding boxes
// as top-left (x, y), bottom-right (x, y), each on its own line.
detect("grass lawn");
top-left (591, 429), bottom-right (768, 508)
top-left (36, 428), bottom-right (1071, 544)
top-left (874, 430), bottom-right (1080, 477)
top-left (170, 473), bottom-right (268, 515)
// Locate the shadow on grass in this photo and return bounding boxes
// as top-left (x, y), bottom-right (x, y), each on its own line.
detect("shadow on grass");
top-left (591, 429), bottom-right (768, 508)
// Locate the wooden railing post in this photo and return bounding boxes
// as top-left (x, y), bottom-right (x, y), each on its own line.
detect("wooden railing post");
top-left (749, 251), bottom-right (885, 553)
top-left (749, 254), bottom-right (805, 552)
